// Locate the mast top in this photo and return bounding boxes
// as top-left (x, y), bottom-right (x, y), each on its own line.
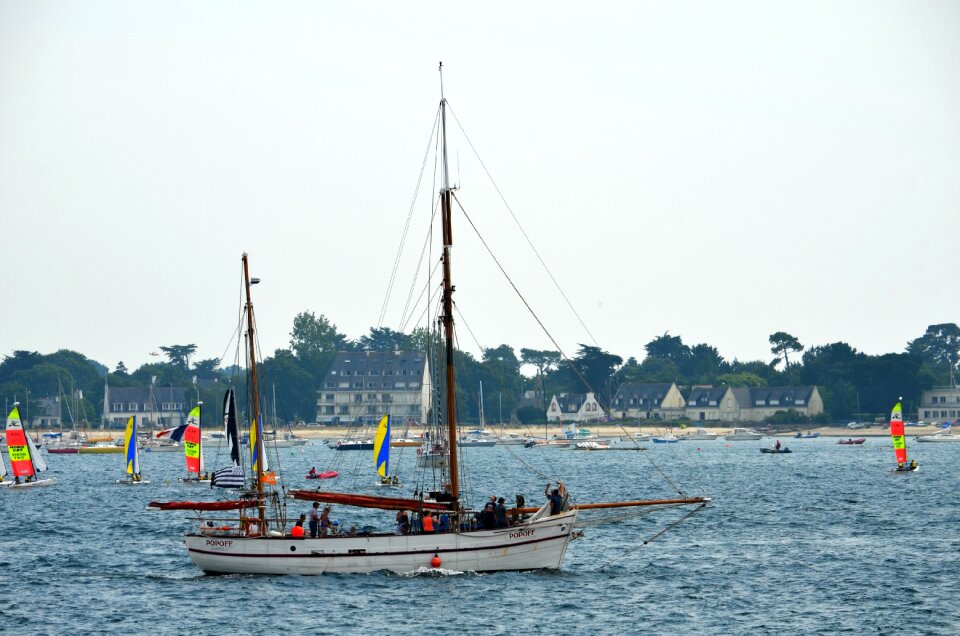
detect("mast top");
top-left (439, 61), bottom-right (445, 101)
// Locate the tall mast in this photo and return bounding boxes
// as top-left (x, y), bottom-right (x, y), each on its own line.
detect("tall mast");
top-left (438, 61), bottom-right (460, 504)
top-left (242, 253), bottom-right (265, 523)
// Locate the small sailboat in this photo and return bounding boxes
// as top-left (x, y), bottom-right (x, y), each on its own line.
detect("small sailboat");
top-left (891, 399), bottom-right (919, 472)
top-left (180, 404), bottom-right (210, 483)
top-left (373, 414), bottom-right (401, 487)
top-left (116, 416), bottom-right (149, 485)
top-left (4, 403), bottom-right (56, 488)
top-left (916, 423), bottom-right (960, 443)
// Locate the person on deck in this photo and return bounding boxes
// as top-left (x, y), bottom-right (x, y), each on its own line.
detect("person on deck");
top-left (396, 510), bottom-right (411, 535)
top-left (319, 506), bottom-right (332, 536)
top-left (909, 459), bottom-right (918, 470)
top-left (494, 497), bottom-right (508, 529)
top-left (422, 511), bottom-right (435, 533)
top-left (480, 502), bottom-right (496, 529)
top-left (545, 481), bottom-right (565, 516)
top-left (774, 440), bottom-right (781, 451)
top-left (309, 502), bottom-right (321, 538)
top-left (308, 467), bottom-right (318, 478)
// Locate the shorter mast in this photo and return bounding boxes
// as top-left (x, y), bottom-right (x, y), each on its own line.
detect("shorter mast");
top-left (242, 253), bottom-right (266, 526)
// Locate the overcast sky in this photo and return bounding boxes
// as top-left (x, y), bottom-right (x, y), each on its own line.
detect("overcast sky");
top-left (1, 1), bottom-right (958, 374)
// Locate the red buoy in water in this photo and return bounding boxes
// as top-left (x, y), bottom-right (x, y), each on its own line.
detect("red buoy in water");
top-left (431, 555), bottom-right (442, 568)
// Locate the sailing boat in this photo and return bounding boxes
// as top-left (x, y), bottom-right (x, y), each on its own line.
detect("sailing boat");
top-left (152, 72), bottom-right (708, 575)
top-left (374, 414), bottom-right (400, 487)
top-left (891, 399), bottom-right (919, 472)
top-left (179, 404), bottom-right (209, 483)
top-left (4, 403), bottom-right (56, 488)
top-left (116, 416), bottom-right (149, 485)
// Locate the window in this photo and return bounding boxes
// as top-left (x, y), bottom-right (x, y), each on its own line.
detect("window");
top-left (129, 403), bottom-right (138, 411)
top-left (353, 382), bottom-right (363, 388)
top-left (385, 369), bottom-right (394, 375)
top-left (343, 370), bottom-right (352, 376)
top-left (325, 394), bottom-right (334, 401)
top-left (338, 406), bottom-right (348, 414)
top-left (355, 370), bottom-right (365, 377)
top-left (409, 383), bottom-right (420, 389)
top-left (330, 370), bottom-right (337, 375)
top-left (796, 399), bottom-right (805, 405)
top-left (111, 403), bottom-right (123, 411)
top-left (368, 382), bottom-right (377, 388)
top-left (326, 382), bottom-right (335, 388)
top-left (338, 382), bottom-right (349, 388)
top-left (370, 370), bottom-right (379, 375)
top-left (402, 370), bottom-right (408, 375)
top-left (395, 382), bottom-right (406, 389)
top-left (324, 406), bottom-right (334, 414)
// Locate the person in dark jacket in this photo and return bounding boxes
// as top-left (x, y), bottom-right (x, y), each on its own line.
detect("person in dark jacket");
top-left (494, 497), bottom-right (508, 528)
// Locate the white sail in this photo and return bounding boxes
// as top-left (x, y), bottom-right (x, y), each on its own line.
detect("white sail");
top-left (0, 444), bottom-right (7, 478)
top-left (26, 433), bottom-right (48, 472)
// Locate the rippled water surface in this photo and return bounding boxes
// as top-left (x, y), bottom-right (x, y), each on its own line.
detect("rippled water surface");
top-left (2, 436), bottom-right (958, 635)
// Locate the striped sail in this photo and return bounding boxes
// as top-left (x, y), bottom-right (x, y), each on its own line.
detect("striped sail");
top-left (123, 416), bottom-right (140, 476)
top-left (890, 400), bottom-right (907, 465)
top-left (212, 389), bottom-right (245, 489)
top-left (184, 405), bottom-right (202, 475)
top-left (374, 414), bottom-right (391, 478)
top-left (6, 404), bottom-right (35, 478)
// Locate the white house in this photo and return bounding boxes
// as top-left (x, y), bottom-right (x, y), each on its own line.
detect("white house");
top-left (546, 392), bottom-right (605, 423)
top-left (918, 385), bottom-right (960, 423)
top-left (102, 383), bottom-right (190, 429)
top-left (611, 383), bottom-right (686, 420)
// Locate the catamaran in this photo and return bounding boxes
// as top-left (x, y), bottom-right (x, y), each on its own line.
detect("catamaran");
top-left (890, 399), bottom-right (919, 472)
top-left (4, 403), bottom-right (56, 488)
top-left (117, 415), bottom-right (149, 484)
top-left (180, 404), bottom-right (209, 483)
top-left (151, 70), bottom-right (708, 574)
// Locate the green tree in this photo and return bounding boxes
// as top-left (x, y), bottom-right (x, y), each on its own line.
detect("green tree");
top-left (907, 323), bottom-right (960, 368)
top-left (644, 333), bottom-right (691, 364)
top-left (769, 332), bottom-right (803, 368)
top-left (159, 344), bottom-right (197, 370)
top-left (357, 327), bottom-right (410, 352)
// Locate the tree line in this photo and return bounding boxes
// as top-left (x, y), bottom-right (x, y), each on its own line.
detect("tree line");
top-left (1, 315), bottom-right (957, 427)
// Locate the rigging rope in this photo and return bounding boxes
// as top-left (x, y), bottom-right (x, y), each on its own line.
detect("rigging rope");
top-left (445, 102), bottom-right (601, 349)
top-left (589, 502), bottom-right (708, 572)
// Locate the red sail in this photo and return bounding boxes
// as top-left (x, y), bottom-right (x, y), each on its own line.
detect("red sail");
top-left (148, 499), bottom-right (258, 511)
top-left (290, 490), bottom-right (453, 512)
top-left (890, 401), bottom-right (907, 465)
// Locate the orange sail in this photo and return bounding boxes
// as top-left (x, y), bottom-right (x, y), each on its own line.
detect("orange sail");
top-left (890, 400), bottom-right (907, 465)
top-left (6, 404), bottom-right (35, 478)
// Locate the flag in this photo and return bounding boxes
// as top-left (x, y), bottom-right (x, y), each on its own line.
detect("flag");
top-left (211, 465), bottom-right (245, 489)
top-left (156, 424), bottom-right (189, 441)
top-left (261, 471), bottom-right (277, 485)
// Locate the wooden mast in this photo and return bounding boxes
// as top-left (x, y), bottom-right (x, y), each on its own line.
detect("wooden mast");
top-left (438, 62), bottom-right (460, 506)
top-left (242, 253), bottom-right (266, 526)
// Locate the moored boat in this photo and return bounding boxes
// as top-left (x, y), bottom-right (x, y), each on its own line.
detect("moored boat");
top-left (724, 428), bottom-right (763, 441)
top-left (837, 438), bottom-right (866, 445)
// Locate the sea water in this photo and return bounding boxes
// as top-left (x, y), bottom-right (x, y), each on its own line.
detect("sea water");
top-left (1, 437), bottom-right (958, 635)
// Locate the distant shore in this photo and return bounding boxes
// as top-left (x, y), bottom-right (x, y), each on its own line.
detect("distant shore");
top-left (25, 423), bottom-right (931, 443)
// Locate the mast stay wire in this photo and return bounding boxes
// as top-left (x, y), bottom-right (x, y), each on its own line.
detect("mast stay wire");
top-left (453, 193), bottom-right (689, 498)
top-left (377, 105), bottom-right (441, 329)
top-left (445, 101), bottom-right (600, 349)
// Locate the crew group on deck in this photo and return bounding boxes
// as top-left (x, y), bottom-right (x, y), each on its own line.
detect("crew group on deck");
top-left (287, 482), bottom-right (569, 539)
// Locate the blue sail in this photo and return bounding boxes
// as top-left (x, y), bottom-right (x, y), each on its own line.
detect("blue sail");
top-left (373, 415), bottom-right (391, 478)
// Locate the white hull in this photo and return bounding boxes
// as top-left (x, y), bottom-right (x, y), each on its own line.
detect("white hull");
top-left (140, 444), bottom-right (182, 453)
top-left (5, 478), bottom-right (57, 489)
top-left (116, 478), bottom-right (151, 485)
top-left (185, 509), bottom-right (577, 575)
top-left (916, 435), bottom-right (960, 442)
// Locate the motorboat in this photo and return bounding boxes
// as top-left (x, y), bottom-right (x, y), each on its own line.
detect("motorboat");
top-left (837, 438), bottom-right (866, 445)
top-left (793, 431), bottom-right (821, 439)
top-left (916, 426), bottom-right (960, 442)
top-left (652, 433), bottom-right (679, 443)
top-left (760, 447), bottom-right (792, 454)
top-left (683, 429), bottom-right (718, 441)
top-left (724, 428), bottom-right (763, 441)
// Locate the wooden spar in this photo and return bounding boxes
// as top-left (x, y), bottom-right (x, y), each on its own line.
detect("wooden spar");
top-left (149, 499), bottom-right (259, 511)
top-left (290, 490), bottom-right (454, 512)
top-left (511, 496), bottom-right (710, 515)
top-left (438, 79), bottom-right (459, 506)
top-left (242, 253), bottom-right (265, 526)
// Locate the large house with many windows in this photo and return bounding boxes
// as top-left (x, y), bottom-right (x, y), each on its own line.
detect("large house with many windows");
top-left (610, 382), bottom-right (686, 420)
top-left (101, 383), bottom-right (191, 429)
top-left (918, 385), bottom-right (960, 424)
top-left (685, 385), bottom-right (823, 422)
top-left (315, 351), bottom-right (432, 426)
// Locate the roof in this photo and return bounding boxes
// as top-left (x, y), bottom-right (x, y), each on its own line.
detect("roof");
top-left (554, 394), bottom-right (587, 413)
top-left (613, 383), bottom-right (675, 402)
top-left (746, 386), bottom-right (816, 407)
top-left (107, 386), bottom-right (190, 405)
top-left (322, 351), bottom-right (428, 383)
top-left (686, 386), bottom-right (727, 406)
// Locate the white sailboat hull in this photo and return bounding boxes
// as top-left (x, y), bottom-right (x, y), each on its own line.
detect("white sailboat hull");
top-left (5, 478), bottom-right (57, 489)
top-left (185, 510), bottom-right (577, 575)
